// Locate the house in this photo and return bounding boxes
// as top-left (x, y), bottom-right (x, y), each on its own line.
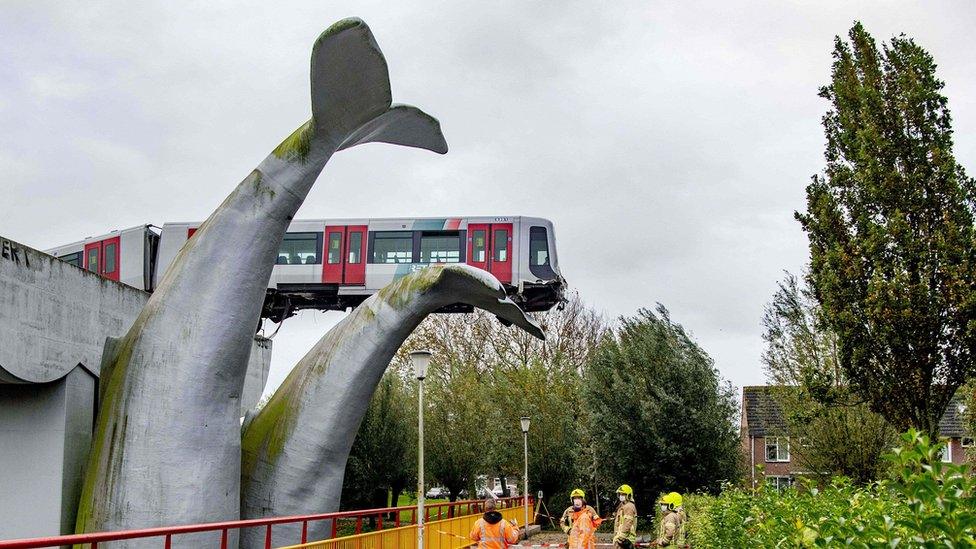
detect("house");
top-left (740, 385), bottom-right (974, 488)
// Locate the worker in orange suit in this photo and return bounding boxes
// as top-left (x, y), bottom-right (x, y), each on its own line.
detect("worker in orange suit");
top-left (560, 489), bottom-right (603, 549)
top-left (469, 498), bottom-right (520, 549)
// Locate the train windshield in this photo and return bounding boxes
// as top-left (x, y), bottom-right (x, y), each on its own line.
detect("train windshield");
top-left (529, 226), bottom-right (556, 280)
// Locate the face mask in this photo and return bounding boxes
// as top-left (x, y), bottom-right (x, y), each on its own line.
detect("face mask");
top-left (660, 504), bottom-right (669, 513)
top-left (573, 498), bottom-right (583, 509)
top-left (618, 495), bottom-right (627, 502)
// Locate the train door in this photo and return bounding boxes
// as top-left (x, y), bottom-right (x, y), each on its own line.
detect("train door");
top-left (344, 225), bottom-right (367, 285)
top-left (466, 222), bottom-right (512, 284)
top-left (84, 236), bottom-right (121, 282)
top-left (323, 226), bottom-right (346, 284)
top-left (323, 225), bottom-right (368, 285)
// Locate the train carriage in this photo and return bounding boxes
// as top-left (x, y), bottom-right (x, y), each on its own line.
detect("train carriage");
top-left (46, 215), bottom-right (565, 322)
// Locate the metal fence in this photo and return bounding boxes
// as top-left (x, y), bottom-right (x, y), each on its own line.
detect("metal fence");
top-left (279, 504), bottom-right (527, 549)
top-left (0, 497), bottom-right (525, 549)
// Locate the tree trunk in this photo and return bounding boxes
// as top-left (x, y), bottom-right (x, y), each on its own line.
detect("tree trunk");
top-left (389, 484), bottom-right (404, 520)
top-left (499, 475), bottom-right (510, 497)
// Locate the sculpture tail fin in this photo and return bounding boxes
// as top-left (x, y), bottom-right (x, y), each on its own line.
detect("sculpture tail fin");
top-left (339, 104), bottom-right (448, 154)
top-left (310, 19), bottom-right (447, 154)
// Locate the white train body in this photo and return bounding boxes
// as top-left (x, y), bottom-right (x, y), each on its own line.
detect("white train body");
top-left (46, 216), bottom-right (565, 321)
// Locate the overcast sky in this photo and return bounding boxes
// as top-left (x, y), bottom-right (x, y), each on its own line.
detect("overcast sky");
top-left (3, 1), bottom-right (975, 397)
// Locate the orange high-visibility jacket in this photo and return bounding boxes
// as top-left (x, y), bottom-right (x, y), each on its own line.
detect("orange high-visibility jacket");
top-left (469, 512), bottom-right (520, 549)
top-left (561, 505), bottom-right (602, 549)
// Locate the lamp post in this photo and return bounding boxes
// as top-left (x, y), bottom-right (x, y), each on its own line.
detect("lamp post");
top-left (520, 416), bottom-right (531, 539)
top-left (411, 350), bottom-right (432, 549)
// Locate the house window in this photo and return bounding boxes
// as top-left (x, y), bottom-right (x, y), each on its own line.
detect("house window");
top-left (962, 437), bottom-right (975, 448)
top-left (938, 439), bottom-right (952, 463)
top-left (766, 476), bottom-right (793, 491)
top-left (420, 231), bottom-right (461, 263)
top-left (372, 231), bottom-right (414, 264)
top-left (765, 437), bottom-right (790, 462)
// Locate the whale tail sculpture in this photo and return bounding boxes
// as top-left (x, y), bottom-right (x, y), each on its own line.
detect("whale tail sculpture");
top-left (75, 19), bottom-right (447, 547)
top-left (240, 265), bottom-right (542, 547)
top-left (275, 18), bottom-right (447, 166)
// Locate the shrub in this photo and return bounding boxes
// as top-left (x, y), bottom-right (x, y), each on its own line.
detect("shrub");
top-left (685, 431), bottom-right (976, 547)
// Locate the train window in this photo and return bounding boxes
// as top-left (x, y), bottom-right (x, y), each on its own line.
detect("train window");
top-left (373, 231), bottom-right (414, 263)
top-left (59, 252), bottom-right (82, 268)
top-left (421, 231), bottom-right (460, 263)
top-left (528, 226), bottom-right (556, 279)
top-left (280, 232), bottom-right (321, 265)
top-left (104, 243), bottom-right (117, 274)
top-left (472, 230), bottom-right (486, 262)
top-left (493, 229), bottom-right (509, 262)
top-left (348, 232), bottom-right (362, 264)
top-left (529, 227), bottom-right (549, 266)
top-left (87, 248), bottom-right (99, 273)
top-left (327, 232), bottom-right (342, 264)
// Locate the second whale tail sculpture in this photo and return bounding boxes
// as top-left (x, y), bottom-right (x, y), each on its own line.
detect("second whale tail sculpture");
top-left (240, 265), bottom-right (543, 547)
top-left (75, 19), bottom-right (446, 546)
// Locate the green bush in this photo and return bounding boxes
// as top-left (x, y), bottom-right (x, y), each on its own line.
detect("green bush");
top-left (686, 431), bottom-right (976, 547)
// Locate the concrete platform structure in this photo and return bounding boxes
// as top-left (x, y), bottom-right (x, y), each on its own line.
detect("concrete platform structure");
top-left (0, 236), bottom-right (271, 539)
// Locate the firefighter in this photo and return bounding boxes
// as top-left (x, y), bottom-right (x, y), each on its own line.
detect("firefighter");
top-left (469, 498), bottom-right (520, 549)
top-left (655, 492), bottom-right (686, 548)
top-left (611, 484), bottom-right (637, 549)
top-left (560, 489), bottom-right (602, 549)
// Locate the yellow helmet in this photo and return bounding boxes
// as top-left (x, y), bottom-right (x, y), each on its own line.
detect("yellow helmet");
top-left (570, 488), bottom-right (585, 500)
top-left (659, 492), bottom-right (682, 510)
top-left (616, 484), bottom-right (633, 497)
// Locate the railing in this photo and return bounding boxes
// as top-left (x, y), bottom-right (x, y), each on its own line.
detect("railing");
top-left (279, 503), bottom-right (528, 549)
top-left (0, 497), bottom-right (525, 549)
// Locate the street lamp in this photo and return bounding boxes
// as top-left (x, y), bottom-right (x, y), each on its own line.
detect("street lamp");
top-left (520, 416), bottom-right (531, 539)
top-left (411, 350), bottom-right (433, 549)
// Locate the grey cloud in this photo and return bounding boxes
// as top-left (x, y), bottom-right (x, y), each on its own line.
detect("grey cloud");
top-left (3, 0), bottom-right (975, 396)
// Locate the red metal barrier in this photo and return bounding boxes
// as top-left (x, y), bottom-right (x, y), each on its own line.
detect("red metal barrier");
top-left (0, 497), bottom-right (525, 549)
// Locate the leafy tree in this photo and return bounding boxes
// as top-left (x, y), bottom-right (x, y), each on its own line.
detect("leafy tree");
top-left (424, 363), bottom-right (489, 501)
top-left (397, 293), bottom-right (606, 506)
top-left (340, 373), bottom-right (416, 512)
top-left (584, 305), bottom-right (740, 510)
top-left (762, 272), bottom-right (897, 484)
top-left (796, 22), bottom-right (976, 437)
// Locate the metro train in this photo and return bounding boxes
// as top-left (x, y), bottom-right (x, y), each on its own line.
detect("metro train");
top-left (45, 216), bottom-right (565, 322)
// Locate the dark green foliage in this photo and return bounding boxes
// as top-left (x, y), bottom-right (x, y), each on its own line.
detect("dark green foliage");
top-left (584, 305), bottom-right (741, 510)
top-left (796, 22), bottom-right (976, 436)
top-left (490, 358), bottom-right (583, 506)
top-left (341, 373), bottom-right (416, 510)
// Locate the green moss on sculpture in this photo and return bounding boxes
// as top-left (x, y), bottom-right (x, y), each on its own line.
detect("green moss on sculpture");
top-left (272, 120), bottom-right (315, 163)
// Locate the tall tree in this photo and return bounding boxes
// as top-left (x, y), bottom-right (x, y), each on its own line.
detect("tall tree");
top-left (584, 306), bottom-right (741, 509)
top-left (797, 22), bottom-right (976, 437)
top-left (762, 272), bottom-right (897, 484)
top-left (424, 364), bottom-right (489, 501)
